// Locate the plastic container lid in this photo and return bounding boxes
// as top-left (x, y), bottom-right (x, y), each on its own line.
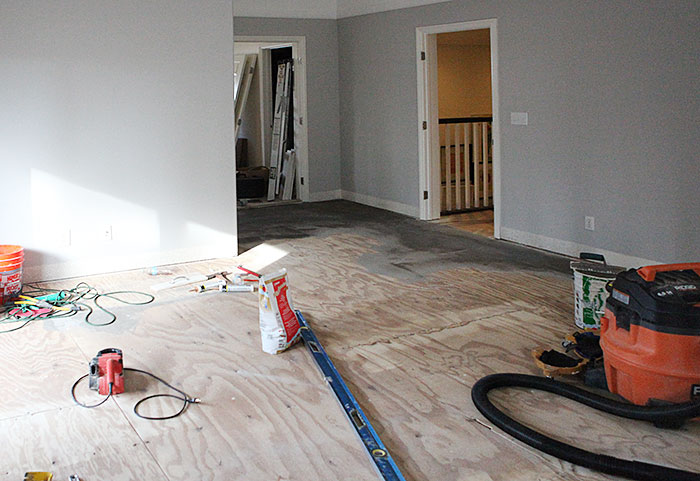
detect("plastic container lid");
top-left (570, 261), bottom-right (624, 278)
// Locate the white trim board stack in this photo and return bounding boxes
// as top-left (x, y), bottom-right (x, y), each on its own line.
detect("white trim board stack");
top-left (267, 59), bottom-right (293, 201)
top-left (234, 54), bottom-right (257, 140)
top-left (281, 150), bottom-right (297, 200)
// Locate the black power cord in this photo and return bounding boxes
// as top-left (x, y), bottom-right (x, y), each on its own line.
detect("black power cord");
top-left (71, 368), bottom-right (199, 420)
top-left (71, 375), bottom-right (114, 408)
top-left (471, 373), bottom-right (700, 481)
top-left (125, 368), bottom-right (200, 420)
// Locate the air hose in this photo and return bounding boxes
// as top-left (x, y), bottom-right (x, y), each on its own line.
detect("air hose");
top-left (471, 373), bottom-right (700, 481)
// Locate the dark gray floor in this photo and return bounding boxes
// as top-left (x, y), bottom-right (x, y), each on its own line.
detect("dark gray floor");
top-left (238, 200), bottom-right (572, 282)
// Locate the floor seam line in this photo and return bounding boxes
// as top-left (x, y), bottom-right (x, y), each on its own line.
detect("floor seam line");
top-left (0, 404), bottom-right (77, 423)
top-left (65, 328), bottom-right (171, 480)
top-left (341, 307), bottom-right (522, 350)
top-left (111, 397), bottom-right (173, 481)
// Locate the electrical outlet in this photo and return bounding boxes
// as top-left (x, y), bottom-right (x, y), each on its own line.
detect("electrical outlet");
top-left (102, 225), bottom-right (113, 241)
top-left (585, 216), bottom-right (595, 231)
top-left (510, 112), bottom-right (528, 125)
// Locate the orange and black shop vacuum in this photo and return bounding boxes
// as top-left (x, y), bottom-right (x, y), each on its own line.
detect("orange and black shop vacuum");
top-left (471, 263), bottom-right (700, 481)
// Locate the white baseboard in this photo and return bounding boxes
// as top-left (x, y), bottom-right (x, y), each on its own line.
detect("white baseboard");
top-left (500, 226), bottom-right (660, 268)
top-left (308, 189), bottom-right (342, 202)
top-left (22, 244), bottom-right (237, 283)
top-left (341, 190), bottom-right (419, 218)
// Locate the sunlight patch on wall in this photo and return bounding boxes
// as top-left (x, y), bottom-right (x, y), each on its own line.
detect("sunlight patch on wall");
top-left (30, 168), bottom-right (160, 258)
top-left (183, 220), bottom-right (237, 259)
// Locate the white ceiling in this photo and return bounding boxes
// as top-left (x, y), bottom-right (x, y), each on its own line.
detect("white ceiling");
top-left (233, 0), bottom-right (452, 19)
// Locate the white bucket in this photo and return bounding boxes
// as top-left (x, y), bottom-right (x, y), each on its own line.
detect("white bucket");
top-left (571, 256), bottom-right (623, 330)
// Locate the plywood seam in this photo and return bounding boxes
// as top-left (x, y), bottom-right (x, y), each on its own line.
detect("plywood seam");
top-left (341, 307), bottom-right (522, 350)
top-left (111, 396), bottom-right (173, 481)
top-left (0, 405), bottom-right (68, 423)
top-left (464, 416), bottom-right (596, 477)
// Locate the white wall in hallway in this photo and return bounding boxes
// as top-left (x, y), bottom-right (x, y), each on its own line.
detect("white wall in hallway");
top-left (0, 0), bottom-right (236, 281)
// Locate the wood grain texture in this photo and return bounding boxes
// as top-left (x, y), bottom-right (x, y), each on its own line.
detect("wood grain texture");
top-left (338, 312), bottom-right (700, 480)
top-left (1, 231), bottom-right (698, 480)
top-left (0, 403), bottom-right (168, 481)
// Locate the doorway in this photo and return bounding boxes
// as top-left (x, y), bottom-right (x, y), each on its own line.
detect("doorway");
top-left (234, 36), bottom-right (309, 205)
top-left (416, 20), bottom-right (501, 239)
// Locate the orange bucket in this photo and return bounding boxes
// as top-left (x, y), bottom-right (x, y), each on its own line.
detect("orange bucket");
top-left (0, 245), bottom-right (24, 305)
top-left (0, 245), bottom-right (23, 260)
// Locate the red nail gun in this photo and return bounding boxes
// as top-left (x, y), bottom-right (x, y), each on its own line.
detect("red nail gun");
top-left (88, 348), bottom-right (124, 395)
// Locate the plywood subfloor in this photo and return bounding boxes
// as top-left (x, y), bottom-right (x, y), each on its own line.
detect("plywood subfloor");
top-left (2, 205), bottom-right (698, 480)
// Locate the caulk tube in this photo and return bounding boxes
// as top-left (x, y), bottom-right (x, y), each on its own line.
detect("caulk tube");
top-left (191, 279), bottom-right (226, 293)
top-left (220, 284), bottom-right (254, 292)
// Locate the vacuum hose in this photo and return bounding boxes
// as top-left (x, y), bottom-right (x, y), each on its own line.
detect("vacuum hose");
top-left (471, 373), bottom-right (700, 481)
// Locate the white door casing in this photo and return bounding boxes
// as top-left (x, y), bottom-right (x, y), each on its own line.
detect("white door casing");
top-left (234, 36), bottom-right (309, 202)
top-left (416, 19), bottom-right (501, 239)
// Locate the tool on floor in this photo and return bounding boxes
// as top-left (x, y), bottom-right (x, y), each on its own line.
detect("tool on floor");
top-left (189, 276), bottom-right (257, 294)
top-left (68, 476), bottom-right (80, 481)
top-left (220, 284), bottom-right (255, 293)
top-left (88, 348), bottom-right (124, 396)
top-left (151, 270), bottom-right (241, 292)
top-left (601, 263), bottom-right (700, 407)
top-left (190, 279), bottom-right (227, 293)
top-left (73, 348), bottom-right (200, 420)
top-left (236, 265), bottom-right (261, 278)
top-left (23, 473), bottom-right (52, 481)
top-left (151, 273), bottom-right (219, 291)
top-left (296, 311), bottom-right (406, 481)
top-left (472, 262), bottom-right (700, 481)
top-left (532, 331), bottom-right (603, 378)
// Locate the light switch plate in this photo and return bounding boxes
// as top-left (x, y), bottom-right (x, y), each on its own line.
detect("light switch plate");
top-left (511, 112), bottom-right (528, 125)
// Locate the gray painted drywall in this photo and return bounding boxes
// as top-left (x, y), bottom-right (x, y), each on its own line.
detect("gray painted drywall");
top-left (338, 0), bottom-right (700, 262)
top-left (0, 0), bottom-right (236, 280)
top-left (233, 17), bottom-right (341, 196)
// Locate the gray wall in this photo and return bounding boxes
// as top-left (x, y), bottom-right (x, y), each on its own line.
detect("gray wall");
top-left (233, 17), bottom-right (341, 196)
top-left (338, 0), bottom-right (700, 262)
top-left (0, 0), bottom-right (236, 280)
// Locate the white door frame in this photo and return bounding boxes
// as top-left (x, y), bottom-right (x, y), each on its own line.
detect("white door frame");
top-left (416, 19), bottom-right (501, 239)
top-left (234, 36), bottom-right (309, 202)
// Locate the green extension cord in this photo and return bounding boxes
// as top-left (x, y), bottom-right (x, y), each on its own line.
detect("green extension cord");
top-left (0, 281), bottom-right (155, 333)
